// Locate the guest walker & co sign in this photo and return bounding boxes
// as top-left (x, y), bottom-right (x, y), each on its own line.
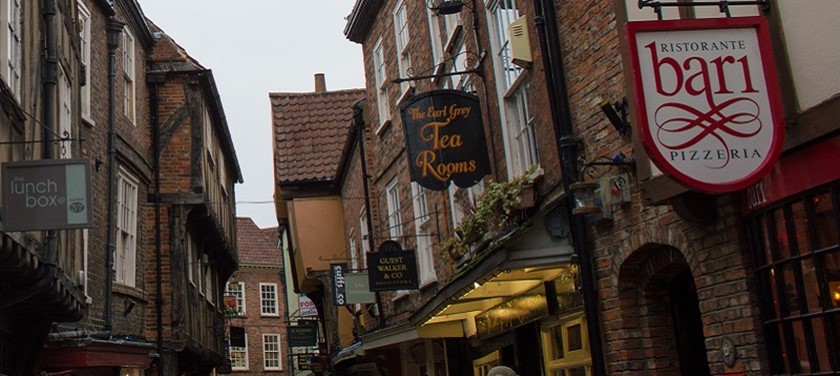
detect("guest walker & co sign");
top-left (400, 90), bottom-right (491, 191)
top-left (627, 17), bottom-right (784, 193)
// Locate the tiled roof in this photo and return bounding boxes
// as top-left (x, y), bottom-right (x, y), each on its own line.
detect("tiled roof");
top-left (236, 217), bottom-right (281, 266)
top-left (270, 89), bottom-right (365, 185)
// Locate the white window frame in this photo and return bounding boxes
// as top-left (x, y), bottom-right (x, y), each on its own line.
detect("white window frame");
top-left (115, 168), bottom-right (138, 287)
top-left (449, 181), bottom-right (485, 228)
top-left (229, 329), bottom-right (249, 370)
top-left (122, 28), bottom-right (136, 124)
top-left (263, 334), bottom-right (283, 371)
top-left (260, 283), bottom-right (279, 317)
top-left (393, 0), bottom-right (412, 96)
top-left (505, 81), bottom-right (538, 176)
top-left (78, 1), bottom-right (92, 123)
top-left (386, 177), bottom-right (402, 240)
top-left (372, 37), bottom-right (391, 130)
top-left (411, 182), bottom-right (435, 284)
top-left (359, 208), bottom-right (370, 268)
top-left (488, 0), bottom-right (522, 91)
top-left (426, 6), bottom-right (445, 73)
top-left (5, 0), bottom-right (21, 101)
top-left (225, 281), bottom-right (246, 315)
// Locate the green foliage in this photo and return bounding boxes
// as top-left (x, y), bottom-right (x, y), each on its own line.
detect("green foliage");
top-left (437, 168), bottom-right (537, 261)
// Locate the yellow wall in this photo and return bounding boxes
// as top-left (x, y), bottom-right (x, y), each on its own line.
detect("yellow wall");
top-left (288, 196), bottom-right (348, 291)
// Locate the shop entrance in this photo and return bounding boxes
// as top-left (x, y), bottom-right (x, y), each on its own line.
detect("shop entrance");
top-left (617, 245), bottom-right (710, 375)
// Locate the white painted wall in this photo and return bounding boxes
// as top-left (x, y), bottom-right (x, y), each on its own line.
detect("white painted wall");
top-left (777, 1), bottom-right (840, 111)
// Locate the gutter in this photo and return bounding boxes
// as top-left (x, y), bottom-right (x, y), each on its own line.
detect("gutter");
top-left (532, 1), bottom-right (606, 375)
top-left (104, 18), bottom-right (125, 332)
top-left (148, 69), bottom-right (166, 372)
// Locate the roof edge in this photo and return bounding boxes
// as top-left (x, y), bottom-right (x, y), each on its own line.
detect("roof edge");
top-left (344, 0), bottom-right (384, 43)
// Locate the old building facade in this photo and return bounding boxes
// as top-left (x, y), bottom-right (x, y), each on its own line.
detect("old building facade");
top-left (0, 1), bottom-right (242, 375)
top-left (327, 0), bottom-right (840, 375)
top-left (225, 217), bottom-right (288, 375)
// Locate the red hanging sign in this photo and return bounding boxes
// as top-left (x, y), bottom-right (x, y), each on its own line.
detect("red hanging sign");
top-left (627, 17), bottom-right (784, 193)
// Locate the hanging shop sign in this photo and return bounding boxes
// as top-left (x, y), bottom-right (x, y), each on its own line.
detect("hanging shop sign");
top-left (627, 17), bottom-right (784, 193)
top-left (367, 241), bottom-right (419, 291)
top-left (299, 294), bottom-right (318, 317)
top-left (331, 263), bottom-right (347, 306)
top-left (2, 159), bottom-right (92, 231)
top-left (345, 272), bottom-right (377, 304)
top-left (401, 90), bottom-right (491, 191)
top-left (289, 321), bottom-right (319, 347)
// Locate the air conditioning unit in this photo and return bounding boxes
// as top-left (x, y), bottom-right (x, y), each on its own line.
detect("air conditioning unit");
top-left (508, 16), bottom-right (532, 69)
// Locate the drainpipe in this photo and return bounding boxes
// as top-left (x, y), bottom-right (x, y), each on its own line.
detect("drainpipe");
top-left (42, 0), bottom-right (58, 279)
top-left (148, 71), bottom-right (165, 372)
top-left (352, 100), bottom-right (384, 328)
top-left (104, 19), bottom-right (124, 332)
top-left (532, 1), bottom-right (606, 375)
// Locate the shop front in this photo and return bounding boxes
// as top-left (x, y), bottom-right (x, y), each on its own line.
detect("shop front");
top-left (411, 210), bottom-right (589, 376)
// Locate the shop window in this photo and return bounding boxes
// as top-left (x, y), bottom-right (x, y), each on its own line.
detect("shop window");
top-left (229, 327), bottom-right (248, 370)
top-left (542, 316), bottom-right (591, 376)
top-left (748, 184), bottom-right (840, 373)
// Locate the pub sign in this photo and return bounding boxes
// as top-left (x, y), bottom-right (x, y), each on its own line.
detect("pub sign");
top-left (626, 17), bottom-right (784, 193)
top-left (2, 159), bottom-right (92, 231)
top-left (400, 90), bottom-right (491, 191)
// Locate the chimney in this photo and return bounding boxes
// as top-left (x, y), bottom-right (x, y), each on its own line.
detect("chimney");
top-left (314, 73), bottom-right (326, 93)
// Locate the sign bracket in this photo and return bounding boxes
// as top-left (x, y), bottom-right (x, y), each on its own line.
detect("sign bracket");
top-left (638, 0), bottom-right (770, 19)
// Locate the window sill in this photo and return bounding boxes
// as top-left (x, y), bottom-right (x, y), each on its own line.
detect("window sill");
top-left (81, 114), bottom-right (96, 127)
top-left (375, 119), bottom-right (392, 136)
top-left (113, 283), bottom-right (147, 301)
top-left (419, 279), bottom-right (438, 292)
top-left (390, 291), bottom-right (410, 303)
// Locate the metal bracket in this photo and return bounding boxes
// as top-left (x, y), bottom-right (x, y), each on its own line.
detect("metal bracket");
top-left (638, 0), bottom-right (770, 19)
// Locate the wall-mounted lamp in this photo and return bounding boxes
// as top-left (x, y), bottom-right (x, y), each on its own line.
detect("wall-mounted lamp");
top-left (570, 182), bottom-right (601, 215)
top-left (426, 0), bottom-right (467, 15)
top-left (599, 98), bottom-right (631, 138)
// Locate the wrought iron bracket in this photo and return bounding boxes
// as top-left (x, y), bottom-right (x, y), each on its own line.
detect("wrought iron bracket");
top-left (639, 0), bottom-right (770, 19)
top-left (391, 69), bottom-right (482, 84)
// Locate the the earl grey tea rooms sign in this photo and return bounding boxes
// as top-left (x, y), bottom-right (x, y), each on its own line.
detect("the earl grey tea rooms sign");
top-left (401, 90), bottom-right (491, 191)
top-left (2, 159), bottom-right (92, 231)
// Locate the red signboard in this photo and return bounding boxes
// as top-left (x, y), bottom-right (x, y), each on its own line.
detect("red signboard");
top-left (627, 17), bottom-right (784, 193)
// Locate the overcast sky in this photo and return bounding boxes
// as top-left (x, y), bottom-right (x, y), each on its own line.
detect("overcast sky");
top-left (139, 0), bottom-right (366, 229)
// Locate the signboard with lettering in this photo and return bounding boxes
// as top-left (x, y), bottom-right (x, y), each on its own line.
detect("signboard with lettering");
top-left (367, 241), bottom-right (419, 291)
top-left (400, 90), bottom-right (491, 191)
top-left (476, 284), bottom-right (548, 339)
top-left (627, 17), bottom-right (784, 193)
top-left (345, 272), bottom-right (377, 304)
top-left (299, 294), bottom-right (318, 317)
top-left (331, 263), bottom-right (347, 306)
top-left (2, 159), bottom-right (92, 231)
top-left (288, 321), bottom-right (318, 347)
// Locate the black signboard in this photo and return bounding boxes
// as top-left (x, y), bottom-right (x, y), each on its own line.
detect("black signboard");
top-left (331, 263), bottom-right (347, 305)
top-left (367, 242), bottom-right (419, 291)
top-left (289, 322), bottom-right (318, 347)
top-left (401, 90), bottom-right (491, 190)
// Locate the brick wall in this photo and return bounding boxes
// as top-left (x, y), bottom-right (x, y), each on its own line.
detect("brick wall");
top-left (227, 267), bottom-right (289, 375)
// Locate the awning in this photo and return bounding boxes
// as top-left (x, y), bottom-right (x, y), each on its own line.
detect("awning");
top-left (410, 212), bottom-right (575, 338)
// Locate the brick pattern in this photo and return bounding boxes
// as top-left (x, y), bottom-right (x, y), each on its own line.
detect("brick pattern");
top-left (346, 0), bottom-right (771, 374)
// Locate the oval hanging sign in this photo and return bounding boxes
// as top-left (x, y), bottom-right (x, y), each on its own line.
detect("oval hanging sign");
top-left (627, 17), bottom-right (784, 193)
top-left (400, 90), bottom-right (491, 191)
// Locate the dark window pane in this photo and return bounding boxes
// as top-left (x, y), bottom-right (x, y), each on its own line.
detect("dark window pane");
top-left (768, 268), bottom-right (782, 319)
top-left (826, 251), bottom-right (840, 309)
top-left (801, 257), bottom-right (822, 313)
top-left (792, 201), bottom-right (809, 254)
top-left (813, 193), bottom-right (838, 249)
top-left (568, 367), bottom-right (586, 376)
top-left (229, 326), bottom-right (246, 347)
top-left (551, 325), bottom-right (564, 360)
top-left (810, 318), bottom-right (833, 372)
top-left (791, 320), bottom-right (811, 373)
top-left (761, 215), bottom-right (774, 264)
top-left (567, 324), bottom-right (582, 351)
top-left (778, 325), bottom-right (791, 374)
top-left (775, 208), bottom-right (792, 259)
top-left (782, 264), bottom-right (801, 316)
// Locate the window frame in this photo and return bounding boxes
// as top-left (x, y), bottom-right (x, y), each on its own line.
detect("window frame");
top-left (5, 0), bottom-right (21, 101)
top-left (225, 281), bottom-right (246, 315)
top-left (411, 182), bottom-right (436, 285)
top-left (122, 28), bottom-right (136, 124)
top-left (259, 282), bottom-right (279, 317)
top-left (229, 328), bottom-right (249, 370)
top-left (78, 1), bottom-right (92, 123)
top-left (393, 0), bottom-right (412, 96)
top-left (386, 177), bottom-right (403, 240)
top-left (372, 37), bottom-right (391, 130)
top-left (115, 168), bottom-right (139, 287)
top-left (263, 334), bottom-right (283, 371)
